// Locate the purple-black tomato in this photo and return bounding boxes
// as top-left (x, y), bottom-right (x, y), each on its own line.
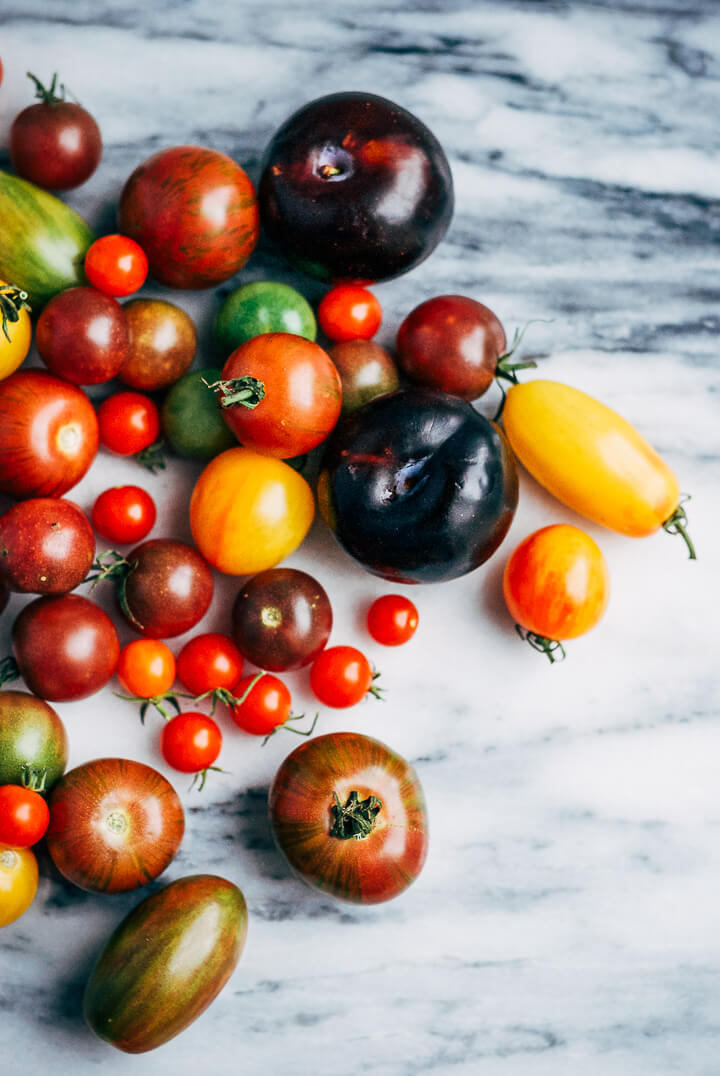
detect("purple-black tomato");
top-left (231, 568), bottom-right (333, 671)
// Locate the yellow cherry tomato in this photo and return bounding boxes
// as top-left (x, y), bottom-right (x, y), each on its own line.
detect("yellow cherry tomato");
top-left (189, 446), bottom-right (315, 575)
top-left (503, 380), bottom-right (695, 557)
top-left (0, 843), bottom-right (39, 928)
top-left (0, 281), bottom-right (32, 380)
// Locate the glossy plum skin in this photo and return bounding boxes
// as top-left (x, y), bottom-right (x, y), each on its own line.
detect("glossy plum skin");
top-left (118, 146), bottom-right (259, 289)
top-left (396, 295), bottom-right (507, 400)
top-left (259, 92), bottom-right (453, 283)
top-left (36, 287), bottom-right (130, 385)
top-left (319, 388), bottom-right (518, 583)
top-left (0, 497), bottom-right (95, 594)
top-left (231, 568), bottom-right (333, 671)
top-left (120, 539), bottom-right (214, 638)
top-left (12, 594), bottom-right (120, 701)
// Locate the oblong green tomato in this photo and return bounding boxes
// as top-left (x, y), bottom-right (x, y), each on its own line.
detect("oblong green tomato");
top-left (0, 171), bottom-right (95, 308)
top-left (0, 691), bottom-right (68, 791)
top-left (161, 367), bottom-right (237, 460)
top-left (215, 280), bottom-right (316, 355)
top-left (83, 874), bottom-right (248, 1053)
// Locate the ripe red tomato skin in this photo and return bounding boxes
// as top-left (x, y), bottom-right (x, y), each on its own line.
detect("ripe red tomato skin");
top-left (10, 98), bottom-right (102, 191)
top-left (84, 235), bottom-right (149, 297)
top-left (318, 285), bottom-right (382, 342)
top-left (161, 712), bottom-right (222, 773)
top-left (269, 731), bottom-right (429, 904)
top-left (176, 634), bottom-right (243, 696)
top-left (0, 370), bottom-right (99, 499)
top-left (229, 673), bottom-right (292, 736)
top-left (36, 287), bottom-right (130, 386)
top-left (0, 785), bottom-right (50, 847)
top-left (91, 486), bottom-right (156, 545)
top-left (309, 645), bottom-right (374, 708)
top-left (97, 392), bottom-right (160, 455)
top-left (0, 498), bottom-right (95, 595)
top-left (116, 640), bottom-right (176, 699)
top-left (367, 594), bottom-right (419, 646)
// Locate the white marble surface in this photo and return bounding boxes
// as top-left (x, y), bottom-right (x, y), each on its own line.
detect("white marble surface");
top-left (0, 2), bottom-right (718, 1073)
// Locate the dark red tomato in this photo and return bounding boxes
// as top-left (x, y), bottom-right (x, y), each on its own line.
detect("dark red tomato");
top-left (97, 392), bottom-right (160, 455)
top-left (119, 299), bottom-right (197, 391)
top-left (13, 593), bottom-right (120, 701)
top-left (231, 568), bottom-right (332, 671)
top-left (309, 645), bottom-right (379, 708)
top-left (9, 72), bottom-right (102, 191)
top-left (84, 234), bottom-right (149, 297)
top-left (217, 332), bottom-right (342, 459)
top-left (91, 485), bottom-right (156, 545)
top-left (269, 731), bottom-right (428, 903)
top-left (118, 145), bottom-right (259, 289)
top-left (367, 594), bottom-right (419, 646)
top-left (229, 673), bottom-right (292, 736)
top-left (329, 339), bottom-right (400, 413)
top-left (0, 785), bottom-right (50, 848)
top-left (176, 633), bottom-right (243, 696)
top-left (0, 370), bottom-right (99, 499)
top-left (396, 295), bottom-right (507, 401)
top-left (318, 285), bottom-right (382, 342)
top-left (36, 286), bottom-right (130, 385)
top-left (161, 712), bottom-right (222, 774)
top-left (0, 498), bottom-right (95, 594)
top-left (46, 757), bottom-right (185, 893)
top-left (110, 538), bottom-right (214, 638)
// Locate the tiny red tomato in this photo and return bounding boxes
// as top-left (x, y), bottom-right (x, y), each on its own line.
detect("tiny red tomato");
top-left (309, 645), bottom-right (379, 708)
top-left (117, 639), bottom-right (176, 698)
top-left (161, 712), bottom-right (222, 774)
top-left (318, 284), bottom-right (382, 342)
top-left (91, 485), bottom-right (157, 544)
top-left (84, 234), bottom-right (149, 297)
top-left (97, 391), bottom-right (160, 455)
top-left (176, 633), bottom-right (244, 696)
top-left (229, 673), bottom-right (292, 736)
top-left (0, 785), bottom-right (50, 848)
top-left (367, 594), bottom-right (419, 646)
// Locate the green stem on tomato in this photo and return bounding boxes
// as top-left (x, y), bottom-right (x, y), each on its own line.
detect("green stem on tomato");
top-left (0, 285), bottom-right (30, 343)
top-left (329, 790), bottom-right (382, 841)
top-left (662, 497), bottom-right (697, 560)
top-left (203, 376), bottom-right (265, 411)
top-left (27, 71), bottom-right (65, 104)
top-left (514, 624), bottom-right (566, 664)
top-left (0, 656), bottom-right (20, 688)
top-left (261, 711), bottom-right (319, 747)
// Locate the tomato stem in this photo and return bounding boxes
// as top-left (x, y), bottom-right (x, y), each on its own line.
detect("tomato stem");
top-left (27, 71), bottom-right (66, 104)
top-left (262, 711), bottom-right (319, 747)
top-left (0, 285), bottom-right (30, 343)
top-left (203, 376), bottom-right (265, 411)
top-left (190, 765), bottom-right (227, 792)
top-left (0, 656), bottom-right (20, 687)
top-left (515, 624), bottom-right (566, 663)
top-left (20, 764), bottom-right (47, 793)
top-left (87, 552), bottom-right (146, 630)
top-left (662, 497), bottom-right (697, 560)
top-left (368, 667), bottom-right (384, 700)
top-left (114, 691), bottom-right (182, 723)
top-left (329, 790), bottom-right (382, 840)
top-left (134, 440), bottom-right (166, 473)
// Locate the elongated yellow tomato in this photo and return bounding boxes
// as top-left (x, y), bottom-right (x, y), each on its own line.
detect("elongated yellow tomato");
top-left (189, 447), bottom-right (315, 575)
top-left (0, 281), bottom-right (32, 380)
top-left (503, 380), bottom-right (694, 557)
top-left (0, 844), bottom-right (39, 927)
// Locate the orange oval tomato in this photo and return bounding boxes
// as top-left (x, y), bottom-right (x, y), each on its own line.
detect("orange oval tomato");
top-left (503, 524), bottom-right (609, 660)
top-left (189, 447), bottom-right (315, 575)
top-left (0, 844), bottom-right (39, 927)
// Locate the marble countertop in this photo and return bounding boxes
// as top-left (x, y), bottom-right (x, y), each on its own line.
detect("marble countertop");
top-left (0, 2), bottom-right (718, 1073)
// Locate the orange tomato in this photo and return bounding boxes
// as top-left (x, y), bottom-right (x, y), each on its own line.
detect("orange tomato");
top-left (0, 844), bottom-right (39, 927)
top-left (189, 447), bottom-right (315, 575)
top-left (117, 639), bottom-right (176, 699)
top-left (503, 524), bottom-right (609, 661)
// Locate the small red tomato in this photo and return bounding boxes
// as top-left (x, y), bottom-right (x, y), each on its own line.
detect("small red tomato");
top-left (97, 391), bottom-right (160, 455)
top-left (0, 785), bottom-right (50, 848)
top-left (318, 284), bottom-right (382, 342)
top-left (117, 639), bottom-right (176, 699)
top-left (84, 235), bottom-right (149, 297)
top-left (229, 673), bottom-right (292, 736)
top-left (176, 633), bottom-right (244, 697)
top-left (91, 485), bottom-right (156, 545)
top-left (161, 712), bottom-right (222, 775)
top-left (310, 645), bottom-right (380, 708)
top-left (367, 594), bottom-right (419, 646)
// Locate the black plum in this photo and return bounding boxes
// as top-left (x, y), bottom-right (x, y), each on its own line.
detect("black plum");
top-left (318, 388), bottom-right (518, 583)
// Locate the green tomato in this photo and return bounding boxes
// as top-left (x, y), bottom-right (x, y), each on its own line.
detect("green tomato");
top-left (215, 281), bottom-right (316, 355)
top-left (161, 368), bottom-right (237, 460)
top-left (0, 691), bottom-right (68, 791)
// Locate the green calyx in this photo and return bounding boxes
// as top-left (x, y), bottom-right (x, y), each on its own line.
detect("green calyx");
top-left (329, 790), bottom-right (382, 841)
top-left (87, 551), bottom-right (144, 631)
top-left (515, 624), bottom-right (566, 664)
top-left (663, 496), bottom-right (697, 560)
top-left (203, 375), bottom-right (265, 411)
top-left (20, 764), bottom-right (48, 793)
top-left (27, 71), bottom-right (66, 105)
top-left (0, 284), bottom-right (30, 344)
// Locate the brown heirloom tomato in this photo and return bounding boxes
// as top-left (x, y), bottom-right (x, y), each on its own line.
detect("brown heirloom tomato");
top-left (0, 498), bottom-right (95, 594)
top-left (119, 298), bottom-right (197, 391)
top-left (231, 568), bottom-right (333, 671)
top-left (118, 146), bottom-right (259, 289)
top-left (46, 757), bottom-right (185, 893)
top-left (269, 732), bottom-right (428, 904)
top-left (0, 370), bottom-right (99, 499)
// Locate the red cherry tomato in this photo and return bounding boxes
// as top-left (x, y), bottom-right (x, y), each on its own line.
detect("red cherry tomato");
top-left (309, 645), bottom-right (379, 708)
top-left (0, 785), bottom-right (50, 848)
top-left (91, 485), bottom-right (157, 544)
top-left (117, 639), bottom-right (176, 699)
top-left (97, 391), bottom-right (160, 455)
top-left (161, 712), bottom-right (222, 774)
top-left (318, 285), bottom-right (382, 342)
top-left (229, 673), bottom-right (292, 736)
top-left (84, 235), bottom-right (149, 297)
top-left (367, 594), bottom-right (419, 646)
top-left (176, 633), bottom-right (244, 696)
